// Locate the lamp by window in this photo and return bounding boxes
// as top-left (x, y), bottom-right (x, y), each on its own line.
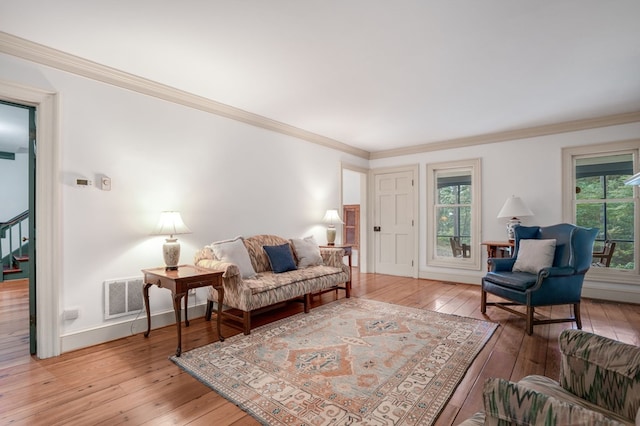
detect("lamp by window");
top-left (151, 211), bottom-right (192, 270)
top-left (497, 196), bottom-right (533, 241)
top-left (322, 209), bottom-right (344, 246)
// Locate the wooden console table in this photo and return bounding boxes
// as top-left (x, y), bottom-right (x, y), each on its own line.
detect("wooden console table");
top-left (142, 265), bottom-right (224, 357)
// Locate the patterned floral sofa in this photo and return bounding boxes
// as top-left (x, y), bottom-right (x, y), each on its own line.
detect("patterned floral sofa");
top-left (194, 234), bottom-right (350, 335)
top-left (459, 329), bottom-right (640, 426)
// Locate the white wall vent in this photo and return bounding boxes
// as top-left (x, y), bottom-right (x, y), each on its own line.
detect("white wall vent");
top-left (104, 277), bottom-right (144, 320)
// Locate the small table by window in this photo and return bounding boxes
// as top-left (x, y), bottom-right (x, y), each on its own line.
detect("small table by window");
top-left (481, 241), bottom-right (515, 266)
top-left (142, 265), bottom-right (224, 357)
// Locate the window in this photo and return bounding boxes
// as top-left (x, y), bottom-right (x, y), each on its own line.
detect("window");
top-left (427, 159), bottom-right (481, 269)
top-left (563, 141), bottom-right (640, 280)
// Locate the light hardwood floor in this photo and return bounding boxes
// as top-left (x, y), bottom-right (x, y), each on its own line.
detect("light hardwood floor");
top-left (1, 274), bottom-right (639, 425)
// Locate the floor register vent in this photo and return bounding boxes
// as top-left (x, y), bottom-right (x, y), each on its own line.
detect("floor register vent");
top-left (104, 277), bottom-right (144, 320)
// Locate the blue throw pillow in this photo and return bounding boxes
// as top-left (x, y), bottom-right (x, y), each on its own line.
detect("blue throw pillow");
top-left (263, 243), bottom-right (298, 274)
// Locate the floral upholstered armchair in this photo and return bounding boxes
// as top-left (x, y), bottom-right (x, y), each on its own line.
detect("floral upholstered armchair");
top-left (458, 329), bottom-right (640, 425)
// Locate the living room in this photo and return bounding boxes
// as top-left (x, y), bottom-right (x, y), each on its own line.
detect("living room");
top-left (1, 2), bottom-right (639, 424)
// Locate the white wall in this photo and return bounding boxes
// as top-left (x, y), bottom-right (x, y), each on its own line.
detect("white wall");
top-left (0, 52), bottom-right (369, 351)
top-left (370, 122), bottom-right (640, 303)
top-left (2, 47), bottom-right (638, 353)
top-left (0, 152), bottom-right (28, 220)
top-left (342, 169), bottom-right (361, 205)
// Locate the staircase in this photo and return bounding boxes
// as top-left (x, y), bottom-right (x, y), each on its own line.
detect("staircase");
top-left (1, 210), bottom-right (30, 282)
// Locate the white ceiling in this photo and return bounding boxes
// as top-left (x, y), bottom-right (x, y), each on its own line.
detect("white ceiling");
top-left (1, 1), bottom-right (639, 155)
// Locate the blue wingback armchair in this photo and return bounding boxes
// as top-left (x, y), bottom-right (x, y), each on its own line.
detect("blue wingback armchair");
top-left (481, 223), bottom-right (598, 335)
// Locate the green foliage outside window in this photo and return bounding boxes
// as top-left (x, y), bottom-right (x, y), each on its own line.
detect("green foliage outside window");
top-left (436, 184), bottom-right (471, 256)
top-left (575, 173), bottom-right (634, 269)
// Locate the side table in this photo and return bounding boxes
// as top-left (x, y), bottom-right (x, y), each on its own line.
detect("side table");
top-left (142, 265), bottom-right (224, 357)
top-left (481, 241), bottom-right (515, 268)
top-left (320, 244), bottom-right (352, 298)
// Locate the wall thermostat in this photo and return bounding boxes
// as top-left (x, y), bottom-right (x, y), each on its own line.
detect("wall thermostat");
top-left (76, 178), bottom-right (93, 187)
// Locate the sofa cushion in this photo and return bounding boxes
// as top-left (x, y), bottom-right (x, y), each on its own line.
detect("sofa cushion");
top-left (484, 271), bottom-right (538, 291)
top-left (483, 377), bottom-right (626, 426)
top-left (243, 265), bottom-right (343, 295)
top-left (263, 243), bottom-right (298, 273)
top-left (513, 238), bottom-right (556, 274)
top-left (209, 236), bottom-right (256, 279)
top-left (291, 236), bottom-right (324, 268)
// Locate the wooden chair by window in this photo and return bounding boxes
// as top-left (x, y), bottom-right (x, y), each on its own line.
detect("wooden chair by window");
top-left (450, 237), bottom-right (471, 258)
top-left (592, 240), bottom-right (616, 267)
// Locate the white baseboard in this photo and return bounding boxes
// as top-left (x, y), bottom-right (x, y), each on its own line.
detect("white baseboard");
top-left (60, 304), bottom-right (208, 353)
top-left (582, 281), bottom-right (640, 304)
top-left (418, 270), bottom-right (482, 286)
top-left (418, 270), bottom-right (640, 304)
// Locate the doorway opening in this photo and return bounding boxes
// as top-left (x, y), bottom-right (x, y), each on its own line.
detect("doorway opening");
top-left (341, 164), bottom-right (368, 272)
top-left (0, 100), bottom-right (35, 358)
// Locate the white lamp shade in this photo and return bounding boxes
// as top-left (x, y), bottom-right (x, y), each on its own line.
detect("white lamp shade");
top-left (322, 209), bottom-right (344, 225)
top-left (151, 211), bottom-right (192, 237)
top-left (497, 196), bottom-right (534, 219)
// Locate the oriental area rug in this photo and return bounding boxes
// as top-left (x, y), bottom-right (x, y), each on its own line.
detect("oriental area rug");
top-left (171, 298), bottom-right (498, 425)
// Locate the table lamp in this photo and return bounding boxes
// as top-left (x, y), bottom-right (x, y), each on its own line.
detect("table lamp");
top-left (497, 196), bottom-right (533, 240)
top-left (322, 209), bottom-right (344, 246)
top-left (152, 211), bottom-right (192, 270)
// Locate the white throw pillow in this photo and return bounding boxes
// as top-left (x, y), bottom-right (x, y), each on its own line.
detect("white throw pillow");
top-left (209, 236), bottom-right (256, 279)
top-left (513, 239), bottom-right (556, 274)
top-left (290, 236), bottom-right (324, 268)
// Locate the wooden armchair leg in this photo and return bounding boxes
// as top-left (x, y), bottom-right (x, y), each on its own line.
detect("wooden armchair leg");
top-left (526, 306), bottom-right (534, 335)
top-left (574, 303), bottom-right (582, 329)
top-left (480, 288), bottom-right (487, 313)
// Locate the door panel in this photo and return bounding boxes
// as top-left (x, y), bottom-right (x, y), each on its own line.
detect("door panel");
top-left (374, 170), bottom-right (415, 276)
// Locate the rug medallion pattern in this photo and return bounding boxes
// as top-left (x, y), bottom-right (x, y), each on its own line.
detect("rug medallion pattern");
top-left (172, 298), bottom-right (498, 425)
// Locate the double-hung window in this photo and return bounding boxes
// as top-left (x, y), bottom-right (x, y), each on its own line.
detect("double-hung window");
top-left (427, 159), bottom-right (481, 270)
top-left (563, 141), bottom-right (639, 281)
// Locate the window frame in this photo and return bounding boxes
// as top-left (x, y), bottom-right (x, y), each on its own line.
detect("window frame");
top-left (426, 158), bottom-right (482, 270)
top-left (562, 140), bottom-right (640, 283)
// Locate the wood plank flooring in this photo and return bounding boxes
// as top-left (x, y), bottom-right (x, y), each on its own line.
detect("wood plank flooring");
top-left (1, 274), bottom-right (639, 425)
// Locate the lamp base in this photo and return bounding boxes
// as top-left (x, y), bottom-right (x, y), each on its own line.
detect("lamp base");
top-left (326, 226), bottom-right (336, 245)
top-left (163, 238), bottom-right (181, 270)
top-left (506, 218), bottom-right (521, 241)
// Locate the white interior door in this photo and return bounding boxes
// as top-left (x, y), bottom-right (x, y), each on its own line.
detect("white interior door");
top-left (373, 168), bottom-right (416, 276)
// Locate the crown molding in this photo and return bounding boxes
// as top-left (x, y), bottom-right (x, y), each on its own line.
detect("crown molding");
top-left (369, 111), bottom-right (640, 160)
top-left (3, 31), bottom-right (639, 162)
top-left (0, 31), bottom-right (370, 160)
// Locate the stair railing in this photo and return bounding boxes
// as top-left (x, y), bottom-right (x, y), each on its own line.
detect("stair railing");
top-left (0, 210), bottom-right (29, 280)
